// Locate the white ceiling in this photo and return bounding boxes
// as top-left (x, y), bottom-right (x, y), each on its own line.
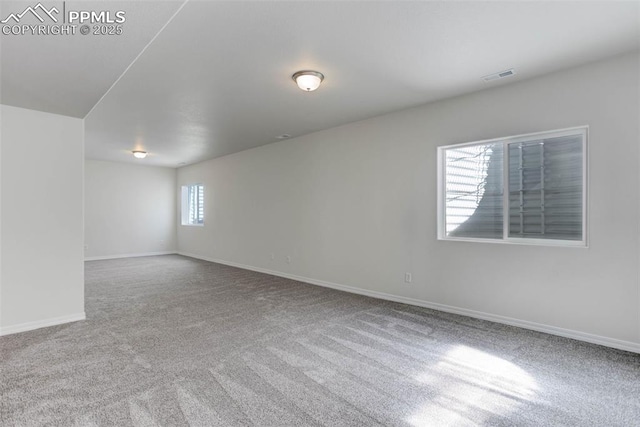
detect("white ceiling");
top-left (2, 1), bottom-right (639, 167)
top-left (0, 1), bottom-right (185, 118)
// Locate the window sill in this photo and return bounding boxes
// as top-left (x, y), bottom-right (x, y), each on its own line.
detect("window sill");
top-left (438, 236), bottom-right (587, 248)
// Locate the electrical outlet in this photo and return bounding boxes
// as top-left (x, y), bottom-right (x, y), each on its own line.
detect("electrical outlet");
top-left (286, 256), bottom-right (291, 264)
top-left (270, 253), bottom-right (275, 260)
top-left (405, 273), bottom-right (412, 283)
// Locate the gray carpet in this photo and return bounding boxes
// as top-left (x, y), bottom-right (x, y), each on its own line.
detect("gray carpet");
top-left (1, 255), bottom-right (639, 426)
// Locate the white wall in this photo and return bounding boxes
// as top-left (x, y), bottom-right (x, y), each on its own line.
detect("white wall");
top-left (178, 52), bottom-right (640, 351)
top-left (84, 160), bottom-right (177, 259)
top-left (0, 105), bottom-right (84, 334)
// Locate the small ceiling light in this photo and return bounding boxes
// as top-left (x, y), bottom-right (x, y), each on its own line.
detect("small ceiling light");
top-left (482, 68), bottom-right (516, 82)
top-left (132, 150), bottom-right (147, 159)
top-left (292, 70), bottom-right (324, 92)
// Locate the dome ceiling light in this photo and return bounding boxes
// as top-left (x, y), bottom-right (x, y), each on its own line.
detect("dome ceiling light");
top-left (292, 70), bottom-right (324, 92)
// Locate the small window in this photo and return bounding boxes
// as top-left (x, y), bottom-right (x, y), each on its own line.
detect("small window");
top-left (438, 127), bottom-right (587, 246)
top-left (181, 184), bottom-right (204, 226)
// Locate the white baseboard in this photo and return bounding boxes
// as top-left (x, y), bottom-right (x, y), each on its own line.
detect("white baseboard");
top-left (85, 251), bottom-right (177, 261)
top-left (178, 251), bottom-right (640, 354)
top-left (0, 312), bottom-right (86, 337)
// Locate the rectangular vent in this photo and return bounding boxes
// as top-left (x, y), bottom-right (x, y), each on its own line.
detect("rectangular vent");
top-left (483, 68), bottom-right (516, 82)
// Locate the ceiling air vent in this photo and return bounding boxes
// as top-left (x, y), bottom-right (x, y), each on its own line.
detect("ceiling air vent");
top-left (483, 68), bottom-right (516, 82)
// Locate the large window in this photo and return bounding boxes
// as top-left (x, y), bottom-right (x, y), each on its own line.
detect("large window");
top-left (438, 127), bottom-right (587, 246)
top-left (181, 184), bottom-right (204, 226)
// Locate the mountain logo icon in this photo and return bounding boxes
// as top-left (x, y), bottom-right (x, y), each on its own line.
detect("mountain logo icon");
top-left (1, 3), bottom-right (59, 24)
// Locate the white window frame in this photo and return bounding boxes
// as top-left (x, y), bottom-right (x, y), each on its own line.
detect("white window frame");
top-left (437, 126), bottom-right (588, 247)
top-left (181, 183), bottom-right (205, 226)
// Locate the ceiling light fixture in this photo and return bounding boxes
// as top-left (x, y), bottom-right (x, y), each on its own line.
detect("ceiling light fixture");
top-left (292, 70), bottom-right (324, 92)
top-left (132, 150), bottom-right (147, 159)
top-left (482, 68), bottom-right (516, 82)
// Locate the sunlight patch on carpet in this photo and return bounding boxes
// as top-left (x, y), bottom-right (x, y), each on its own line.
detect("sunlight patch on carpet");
top-left (408, 344), bottom-right (539, 426)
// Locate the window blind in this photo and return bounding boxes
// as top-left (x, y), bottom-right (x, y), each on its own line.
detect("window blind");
top-left (507, 135), bottom-right (583, 240)
top-left (188, 184), bottom-right (204, 224)
top-left (445, 142), bottom-right (503, 239)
